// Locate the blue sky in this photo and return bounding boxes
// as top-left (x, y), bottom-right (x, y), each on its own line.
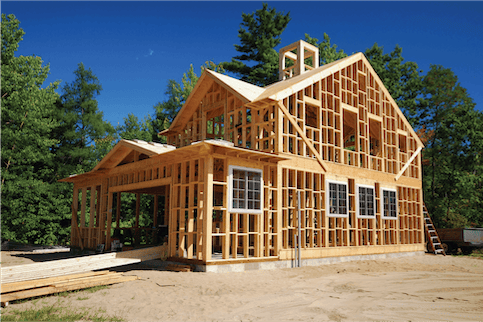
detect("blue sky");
top-left (3, 1), bottom-right (483, 127)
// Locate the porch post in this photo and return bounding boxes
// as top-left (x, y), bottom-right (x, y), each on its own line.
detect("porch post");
top-left (203, 155), bottom-right (213, 261)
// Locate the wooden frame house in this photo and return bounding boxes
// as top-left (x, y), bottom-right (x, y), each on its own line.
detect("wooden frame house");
top-left (61, 40), bottom-right (425, 271)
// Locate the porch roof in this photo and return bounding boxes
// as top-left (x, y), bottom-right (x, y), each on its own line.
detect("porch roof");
top-left (59, 140), bottom-right (288, 184)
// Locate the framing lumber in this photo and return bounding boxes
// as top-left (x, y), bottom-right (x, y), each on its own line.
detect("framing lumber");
top-left (277, 101), bottom-right (327, 172)
top-left (1, 274), bottom-right (137, 303)
top-left (1, 271), bottom-right (112, 294)
top-left (59, 40), bottom-right (426, 270)
top-left (395, 146), bottom-right (422, 181)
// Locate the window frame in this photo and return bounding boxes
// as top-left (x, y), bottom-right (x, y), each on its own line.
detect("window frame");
top-left (380, 187), bottom-right (398, 220)
top-left (228, 165), bottom-right (263, 214)
top-left (356, 184), bottom-right (376, 219)
top-left (326, 180), bottom-right (348, 218)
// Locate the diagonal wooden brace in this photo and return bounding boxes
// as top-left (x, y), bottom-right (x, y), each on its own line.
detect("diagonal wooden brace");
top-left (276, 101), bottom-right (327, 172)
top-left (395, 146), bottom-right (422, 181)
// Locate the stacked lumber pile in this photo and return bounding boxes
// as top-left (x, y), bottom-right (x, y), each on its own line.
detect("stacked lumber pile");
top-left (1, 271), bottom-right (137, 306)
top-left (0, 245), bottom-right (170, 306)
top-left (1, 253), bottom-right (140, 284)
top-left (165, 264), bottom-right (192, 272)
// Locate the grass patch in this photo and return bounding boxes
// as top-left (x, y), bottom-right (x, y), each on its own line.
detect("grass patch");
top-left (76, 296), bottom-right (89, 301)
top-left (469, 248), bottom-right (483, 259)
top-left (2, 301), bottom-right (124, 322)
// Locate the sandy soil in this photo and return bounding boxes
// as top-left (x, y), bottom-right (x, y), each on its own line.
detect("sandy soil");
top-left (2, 251), bottom-right (483, 321)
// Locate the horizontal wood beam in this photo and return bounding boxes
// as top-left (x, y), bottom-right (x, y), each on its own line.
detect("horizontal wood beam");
top-left (109, 176), bottom-right (171, 193)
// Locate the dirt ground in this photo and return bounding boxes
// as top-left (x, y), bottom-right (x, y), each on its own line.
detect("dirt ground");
top-left (2, 251), bottom-right (483, 321)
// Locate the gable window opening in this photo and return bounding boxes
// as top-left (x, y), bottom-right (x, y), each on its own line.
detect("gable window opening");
top-left (382, 188), bottom-right (397, 219)
top-left (357, 185), bottom-right (375, 218)
top-left (327, 181), bottom-right (348, 217)
top-left (230, 166), bottom-right (262, 214)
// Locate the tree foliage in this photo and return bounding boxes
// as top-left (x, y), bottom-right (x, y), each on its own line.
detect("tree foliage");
top-left (418, 65), bottom-right (483, 227)
top-left (152, 62), bottom-right (224, 140)
top-left (364, 43), bottom-right (424, 128)
top-left (1, 14), bottom-right (70, 244)
top-left (304, 33), bottom-right (348, 65)
top-left (221, 3), bottom-right (290, 86)
top-left (57, 63), bottom-right (114, 171)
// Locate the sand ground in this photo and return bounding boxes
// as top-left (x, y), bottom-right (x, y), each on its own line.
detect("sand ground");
top-left (2, 251), bottom-right (483, 321)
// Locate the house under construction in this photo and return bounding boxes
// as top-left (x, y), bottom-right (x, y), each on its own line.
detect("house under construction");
top-left (61, 40), bottom-right (425, 271)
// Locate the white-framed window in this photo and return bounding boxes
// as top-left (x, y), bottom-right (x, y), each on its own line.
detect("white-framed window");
top-left (326, 180), bottom-right (348, 217)
top-left (381, 187), bottom-right (397, 219)
top-left (228, 166), bottom-right (263, 214)
top-left (356, 184), bottom-right (375, 218)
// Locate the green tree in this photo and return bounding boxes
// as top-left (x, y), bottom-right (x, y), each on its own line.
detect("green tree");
top-left (117, 113), bottom-right (155, 142)
top-left (152, 62), bottom-right (224, 140)
top-left (57, 63), bottom-right (114, 172)
top-left (221, 3), bottom-right (291, 86)
top-left (364, 43), bottom-right (424, 128)
top-left (419, 65), bottom-right (483, 227)
top-left (305, 33), bottom-right (348, 65)
top-left (1, 14), bottom-right (70, 244)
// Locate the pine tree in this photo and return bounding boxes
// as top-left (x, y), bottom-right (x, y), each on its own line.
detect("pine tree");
top-left (152, 62), bottom-right (224, 140)
top-left (1, 14), bottom-right (71, 244)
top-left (364, 44), bottom-right (423, 128)
top-left (304, 33), bottom-right (348, 65)
top-left (420, 65), bottom-right (483, 227)
top-left (221, 3), bottom-right (290, 86)
top-left (57, 63), bottom-right (114, 172)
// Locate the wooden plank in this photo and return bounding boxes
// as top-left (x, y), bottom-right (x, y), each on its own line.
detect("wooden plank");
top-left (277, 101), bottom-right (327, 172)
top-left (304, 95), bottom-right (321, 107)
top-left (51, 272), bottom-right (125, 287)
top-left (109, 176), bottom-right (171, 193)
top-left (1, 271), bottom-right (112, 294)
top-left (1, 275), bottom-right (138, 303)
top-left (1, 257), bottom-right (140, 284)
top-left (115, 245), bottom-right (166, 261)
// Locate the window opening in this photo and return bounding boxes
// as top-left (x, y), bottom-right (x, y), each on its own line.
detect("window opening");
top-left (382, 188), bottom-right (397, 219)
top-left (357, 185), bottom-right (375, 218)
top-left (369, 118), bottom-right (382, 157)
top-left (305, 103), bottom-right (318, 128)
top-left (343, 109), bottom-right (357, 151)
top-left (229, 166), bottom-right (262, 214)
top-left (399, 134), bottom-right (407, 153)
top-left (327, 180), bottom-right (348, 217)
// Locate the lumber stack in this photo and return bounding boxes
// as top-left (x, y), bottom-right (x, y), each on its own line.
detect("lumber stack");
top-left (1, 271), bottom-right (138, 306)
top-left (0, 246), bottom-right (168, 284)
top-left (1, 253), bottom-right (140, 284)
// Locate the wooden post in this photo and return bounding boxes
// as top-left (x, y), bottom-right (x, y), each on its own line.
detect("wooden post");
top-left (71, 187), bottom-right (78, 248)
top-left (106, 191), bottom-right (113, 250)
top-left (116, 193), bottom-right (121, 229)
top-left (135, 193), bottom-right (140, 246)
top-left (203, 155), bottom-right (213, 261)
top-left (276, 163), bottom-right (283, 255)
top-left (80, 187), bottom-right (87, 227)
top-left (89, 186), bottom-right (96, 249)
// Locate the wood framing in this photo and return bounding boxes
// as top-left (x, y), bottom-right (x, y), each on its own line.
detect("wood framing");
top-left (60, 40), bottom-right (425, 270)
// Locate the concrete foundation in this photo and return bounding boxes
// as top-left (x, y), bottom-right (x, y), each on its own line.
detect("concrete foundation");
top-left (198, 251), bottom-right (425, 273)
